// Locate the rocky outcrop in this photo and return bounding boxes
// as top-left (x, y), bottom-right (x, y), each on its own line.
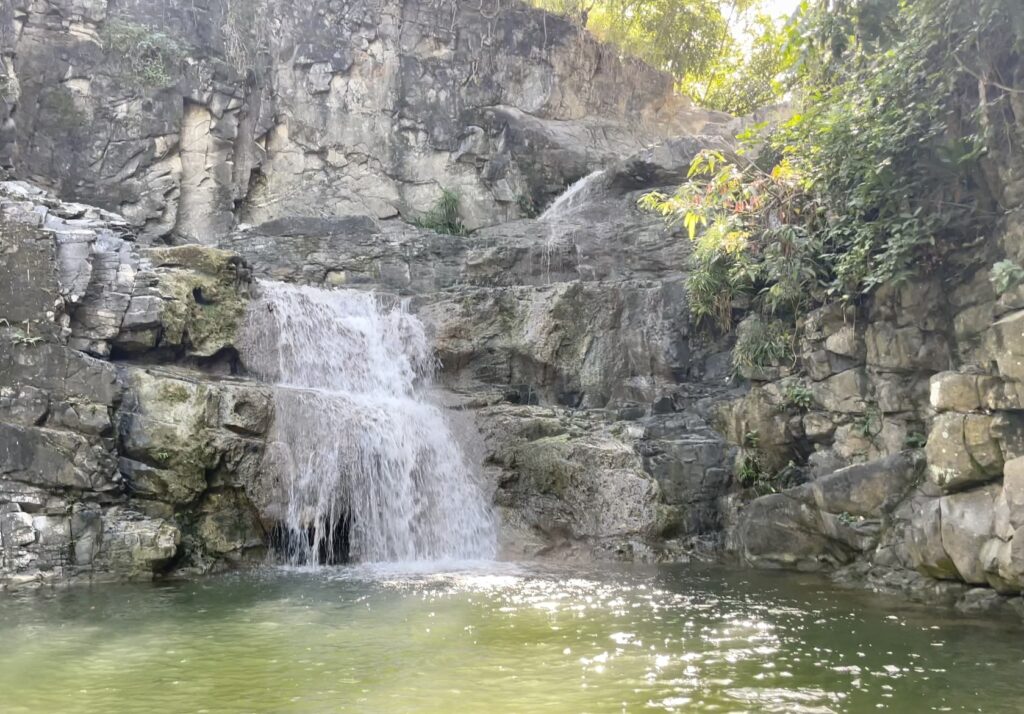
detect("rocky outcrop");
top-left (0, 0), bottom-right (728, 242)
top-left (4, 0), bottom-right (1015, 620)
top-left (220, 134), bottom-right (738, 561)
top-left (0, 119), bottom-right (741, 581)
top-left (0, 0), bottom-right (742, 582)
top-left (0, 181), bottom-right (268, 586)
top-left (723, 151), bottom-right (1024, 614)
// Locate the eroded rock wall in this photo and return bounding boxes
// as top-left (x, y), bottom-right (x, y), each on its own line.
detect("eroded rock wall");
top-left (723, 138), bottom-right (1024, 615)
top-left (216, 136), bottom-right (739, 562)
top-left (0, 182), bottom-right (268, 586)
top-left (1, 0), bottom-right (728, 241)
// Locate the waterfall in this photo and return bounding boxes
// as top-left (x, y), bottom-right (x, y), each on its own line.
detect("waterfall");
top-left (239, 281), bottom-right (497, 565)
top-left (539, 170), bottom-right (605, 222)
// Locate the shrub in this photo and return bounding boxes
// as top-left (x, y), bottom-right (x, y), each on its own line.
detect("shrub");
top-left (415, 189), bottom-right (467, 236)
top-left (642, 0), bottom-right (1021, 359)
top-left (732, 315), bottom-right (793, 371)
top-left (516, 194), bottom-right (539, 219)
top-left (990, 260), bottom-right (1024, 295)
top-left (783, 382), bottom-right (813, 410)
top-left (103, 20), bottom-right (185, 88)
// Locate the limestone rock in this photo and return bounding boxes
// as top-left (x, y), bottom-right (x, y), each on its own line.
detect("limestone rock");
top-left (735, 489), bottom-right (858, 571)
top-left (865, 324), bottom-right (951, 372)
top-left (811, 369), bottom-right (867, 413)
top-left (197, 490), bottom-right (266, 559)
top-left (5, 0), bottom-right (723, 238)
top-left (940, 486), bottom-right (999, 584)
top-left (90, 509), bottom-right (181, 580)
top-left (810, 451), bottom-right (923, 518)
top-left (990, 310), bottom-right (1024, 381)
top-left (1001, 457), bottom-right (1024, 531)
top-left (0, 507), bottom-right (36, 548)
top-left (907, 495), bottom-right (960, 580)
top-left (925, 413), bottom-right (1003, 492)
top-left (929, 371), bottom-right (993, 412)
top-left (118, 370), bottom-right (217, 504)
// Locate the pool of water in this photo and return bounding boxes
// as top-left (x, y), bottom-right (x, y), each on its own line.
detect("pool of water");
top-left (0, 562), bottom-right (1021, 713)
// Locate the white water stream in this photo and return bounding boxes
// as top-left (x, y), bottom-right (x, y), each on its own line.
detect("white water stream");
top-left (239, 281), bottom-right (496, 564)
top-left (538, 169), bottom-right (605, 222)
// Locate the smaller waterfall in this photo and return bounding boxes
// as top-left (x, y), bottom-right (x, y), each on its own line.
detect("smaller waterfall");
top-left (240, 282), bottom-right (496, 565)
top-left (539, 170), bottom-right (605, 222)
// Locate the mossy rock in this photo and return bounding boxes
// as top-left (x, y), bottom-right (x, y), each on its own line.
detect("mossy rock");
top-left (144, 246), bottom-right (247, 357)
top-left (145, 245), bottom-right (238, 276)
top-left (120, 370), bottom-right (218, 504)
top-left (513, 434), bottom-right (578, 496)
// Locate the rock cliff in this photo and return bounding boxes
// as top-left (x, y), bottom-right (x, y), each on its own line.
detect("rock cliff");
top-left (0, 0), bottom-right (728, 240)
top-left (0, 0), bottom-right (736, 584)
top-left (721, 131), bottom-right (1024, 617)
top-left (1, 0), bottom-right (1023, 623)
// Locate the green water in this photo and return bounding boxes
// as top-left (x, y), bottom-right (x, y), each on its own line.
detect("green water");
top-left (0, 563), bottom-right (1021, 713)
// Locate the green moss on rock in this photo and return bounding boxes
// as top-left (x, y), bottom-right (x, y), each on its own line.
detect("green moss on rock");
top-left (143, 246), bottom-right (247, 357)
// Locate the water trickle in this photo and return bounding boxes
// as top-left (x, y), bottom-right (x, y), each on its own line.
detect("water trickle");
top-left (539, 170), bottom-right (605, 222)
top-left (239, 281), bottom-right (496, 565)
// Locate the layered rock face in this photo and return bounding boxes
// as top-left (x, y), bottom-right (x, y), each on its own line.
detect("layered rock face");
top-left (0, 0), bottom-right (727, 242)
top-left (724, 144), bottom-right (1024, 614)
top-left (0, 140), bottom-right (739, 583)
top-left (0, 0), bottom-right (739, 582)
top-left (223, 136), bottom-right (739, 561)
top-left (4, 0), bottom-right (1022, 622)
top-left (0, 182), bottom-right (268, 585)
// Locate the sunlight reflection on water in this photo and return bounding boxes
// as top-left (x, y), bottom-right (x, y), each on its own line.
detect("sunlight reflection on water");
top-left (0, 562), bottom-right (1021, 713)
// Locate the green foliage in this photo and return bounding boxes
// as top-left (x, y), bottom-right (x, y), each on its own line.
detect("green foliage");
top-left (693, 13), bottom-right (794, 115)
top-left (414, 189), bottom-right (467, 236)
top-left (644, 0), bottom-right (1021, 364)
top-left (530, 0), bottom-right (790, 115)
top-left (742, 429), bottom-right (760, 449)
top-left (783, 382), bottom-right (813, 410)
top-left (103, 19), bottom-right (185, 88)
top-left (641, 149), bottom-right (821, 331)
top-left (854, 403), bottom-right (882, 438)
top-left (737, 448), bottom-right (800, 496)
top-left (904, 431), bottom-right (927, 449)
top-left (533, 0), bottom-right (735, 76)
top-left (732, 315), bottom-right (793, 370)
top-left (736, 451), bottom-right (765, 487)
top-left (991, 260), bottom-right (1024, 295)
top-left (517, 194), bottom-right (540, 219)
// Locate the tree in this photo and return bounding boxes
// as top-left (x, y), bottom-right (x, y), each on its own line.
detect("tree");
top-left (531, 0), bottom-right (787, 115)
top-left (642, 0), bottom-right (1023, 358)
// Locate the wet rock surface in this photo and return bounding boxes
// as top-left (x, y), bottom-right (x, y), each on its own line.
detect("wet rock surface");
top-left (1, 0), bottom-right (1022, 625)
top-left (0, 0), bottom-right (739, 583)
top-left (0, 181), bottom-right (268, 586)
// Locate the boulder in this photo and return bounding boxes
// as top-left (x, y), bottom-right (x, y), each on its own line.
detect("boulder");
top-left (735, 489), bottom-right (858, 571)
top-left (991, 310), bottom-right (1024, 380)
top-left (810, 451), bottom-right (922, 518)
top-left (118, 370), bottom-right (217, 504)
top-left (929, 371), bottom-right (993, 412)
top-left (907, 495), bottom-right (960, 580)
top-left (865, 324), bottom-right (951, 372)
top-left (810, 369), bottom-right (868, 413)
top-left (940, 486), bottom-right (999, 584)
top-left (925, 413), bottom-right (1004, 492)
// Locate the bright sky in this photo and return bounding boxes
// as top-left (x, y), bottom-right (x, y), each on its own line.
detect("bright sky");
top-left (761, 0), bottom-right (802, 18)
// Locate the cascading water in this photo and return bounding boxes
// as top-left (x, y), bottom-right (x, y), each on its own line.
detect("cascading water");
top-left (538, 170), bottom-right (605, 222)
top-left (239, 281), bottom-right (497, 565)
top-left (538, 170), bottom-right (606, 283)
